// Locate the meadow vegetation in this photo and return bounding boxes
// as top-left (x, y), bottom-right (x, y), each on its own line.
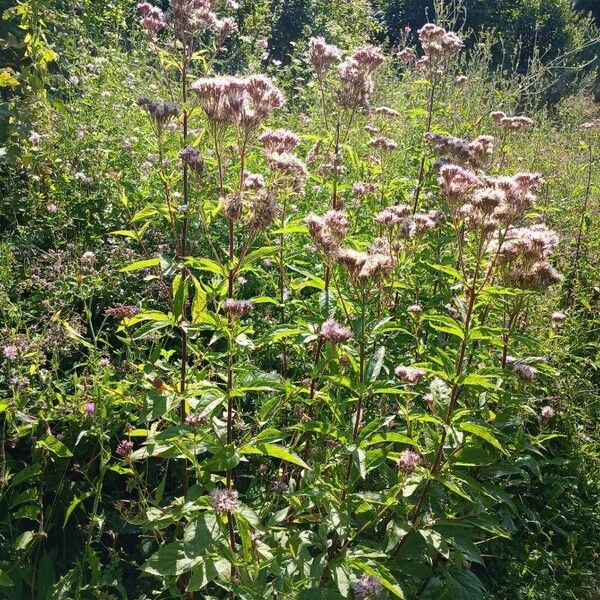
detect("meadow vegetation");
top-left (0, 1), bottom-right (598, 599)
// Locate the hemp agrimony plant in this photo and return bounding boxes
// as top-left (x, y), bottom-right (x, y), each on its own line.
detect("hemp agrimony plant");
top-left (93, 5), bottom-right (567, 599)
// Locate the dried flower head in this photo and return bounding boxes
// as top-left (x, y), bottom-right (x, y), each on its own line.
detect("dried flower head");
top-left (105, 304), bottom-right (140, 319)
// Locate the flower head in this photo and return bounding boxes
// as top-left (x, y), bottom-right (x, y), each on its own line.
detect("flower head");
top-left (307, 37), bottom-right (342, 74)
top-left (116, 439), bottom-right (134, 457)
top-left (320, 319), bottom-right (353, 343)
top-left (210, 488), bottom-right (239, 513)
top-left (395, 365), bottom-right (426, 384)
top-left (397, 449), bottom-right (422, 473)
top-left (353, 573), bottom-right (383, 599)
top-left (84, 402), bottom-right (96, 417)
top-left (3, 345), bottom-right (18, 361)
top-left (541, 405), bottom-right (555, 421)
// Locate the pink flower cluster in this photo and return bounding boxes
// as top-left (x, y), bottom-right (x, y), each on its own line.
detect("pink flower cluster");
top-left (368, 136), bottom-right (398, 152)
top-left (192, 75), bottom-right (284, 131)
top-left (397, 449), bottom-right (422, 473)
top-left (338, 45), bottom-right (385, 109)
top-left (320, 319), bottom-right (353, 343)
top-left (210, 488), bottom-right (239, 513)
top-left (307, 37), bottom-right (342, 75)
top-left (306, 210), bottom-right (349, 253)
top-left (259, 129), bottom-right (300, 154)
top-left (137, 2), bottom-right (166, 39)
top-left (353, 574), bottom-right (383, 599)
top-left (223, 298), bottom-right (253, 316)
top-left (491, 111), bottom-right (533, 131)
top-left (337, 247), bottom-right (394, 282)
top-left (395, 365), bottom-right (426, 384)
top-left (426, 133), bottom-right (494, 169)
top-left (415, 23), bottom-right (463, 76)
top-left (497, 224), bottom-right (562, 290)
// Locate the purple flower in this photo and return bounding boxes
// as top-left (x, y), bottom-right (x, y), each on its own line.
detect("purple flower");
top-left (397, 449), bottom-right (422, 473)
top-left (541, 405), bottom-right (555, 421)
top-left (3, 345), bottom-right (17, 361)
top-left (84, 402), bottom-right (96, 417)
top-left (210, 488), bottom-right (239, 513)
top-left (320, 319), bottom-right (353, 343)
top-left (353, 573), bottom-right (383, 598)
top-left (116, 439), bottom-right (134, 457)
top-left (407, 304), bottom-right (423, 316)
top-left (395, 366), bottom-right (426, 384)
top-left (513, 363), bottom-right (537, 381)
top-left (272, 480), bottom-right (289, 494)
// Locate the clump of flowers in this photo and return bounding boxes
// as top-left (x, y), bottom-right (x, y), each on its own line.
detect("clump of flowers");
top-left (307, 210), bottom-right (349, 254)
top-left (320, 319), bottom-right (353, 343)
top-left (223, 298), bottom-right (253, 317)
top-left (137, 2), bottom-right (166, 40)
top-left (353, 573), bottom-right (383, 599)
top-left (210, 488), bottom-right (239, 513)
top-left (259, 129), bottom-right (300, 154)
top-left (426, 132), bottom-right (495, 169)
top-left (397, 449), bottom-right (422, 473)
top-left (541, 405), bottom-right (555, 421)
top-left (116, 440), bottom-right (134, 457)
top-left (395, 365), bottom-right (427, 384)
top-left (3, 344), bottom-right (18, 361)
top-left (490, 111), bottom-right (533, 131)
top-left (306, 37), bottom-right (342, 75)
top-left (415, 23), bottom-right (463, 77)
top-left (338, 45), bottom-right (385, 109)
top-left (192, 75), bottom-right (284, 132)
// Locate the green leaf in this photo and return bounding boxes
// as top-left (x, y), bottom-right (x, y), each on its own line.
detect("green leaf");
top-left (0, 569), bottom-right (13, 587)
top-left (239, 443), bottom-right (309, 469)
top-left (459, 422), bottom-right (506, 454)
top-left (63, 491), bottom-right (93, 527)
top-left (37, 437), bottom-right (73, 458)
top-left (186, 257), bottom-right (226, 277)
top-left (120, 258), bottom-right (160, 272)
top-left (361, 433), bottom-right (417, 447)
top-left (427, 262), bottom-right (465, 282)
top-left (364, 346), bottom-right (386, 384)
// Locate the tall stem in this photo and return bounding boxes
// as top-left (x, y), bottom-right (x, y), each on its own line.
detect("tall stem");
top-left (568, 143), bottom-right (593, 306)
top-left (179, 48), bottom-right (190, 500)
top-left (412, 78), bottom-right (437, 214)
